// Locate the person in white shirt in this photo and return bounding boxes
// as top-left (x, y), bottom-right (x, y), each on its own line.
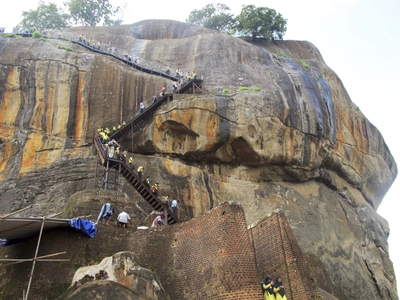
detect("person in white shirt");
top-left (140, 102), bottom-right (145, 113)
top-left (171, 199), bottom-right (178, 217)
top-left (117, 211), bottom-right (132, 228)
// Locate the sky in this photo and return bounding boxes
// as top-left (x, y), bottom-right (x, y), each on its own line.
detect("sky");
top-left (1, 0), bottom-right (400, 290)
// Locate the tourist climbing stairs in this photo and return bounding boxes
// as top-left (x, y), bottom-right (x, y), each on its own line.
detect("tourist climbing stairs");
top-left (109, 93), bottom-right (173, 141)
top-left (94, 135), bottom-right (178, 225)
top-left (109, 78), bottom-right (201, 141)
top-left (77, 32), bottom-right (204, 225)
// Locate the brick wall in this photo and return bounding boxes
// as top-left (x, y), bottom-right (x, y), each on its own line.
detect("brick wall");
top-left (251, 212), bottom-right (322, 300)
top-left (133, 202), bottom-right (262, 299)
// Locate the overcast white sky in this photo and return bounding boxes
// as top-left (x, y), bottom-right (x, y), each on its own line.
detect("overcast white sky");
top-left (1, 0), bottom-right (399, 290)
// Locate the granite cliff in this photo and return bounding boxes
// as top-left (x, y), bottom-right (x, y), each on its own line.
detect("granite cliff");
top-left (0, 20), bottom-right (397, 299)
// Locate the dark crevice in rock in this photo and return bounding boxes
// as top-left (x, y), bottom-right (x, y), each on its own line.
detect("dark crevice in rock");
top-left (202, 171), bottom-right (214, 209)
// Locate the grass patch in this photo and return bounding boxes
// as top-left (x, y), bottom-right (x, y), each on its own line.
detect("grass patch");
top-left (32, 31), bottom-right (42, 39)
top-left (222, 88), bottom-right (230, 93)
top-left (57, 45), bottom-right (73, 52)
top-left (239, 86), bottom-right (250, 91)
top-left (277, 52), bottom-right (287, 57)
top-left (2, 33), bottom-right (15, 37)
top-left (298, 59), bottom-right (310, 70)
top-left (39, 37), bottom-right (47, 41)
top-left (252, 87), bottom-right (261, 92)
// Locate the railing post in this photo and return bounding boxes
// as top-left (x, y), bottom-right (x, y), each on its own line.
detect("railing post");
top-left (104, 160), bottom-right (110, 190)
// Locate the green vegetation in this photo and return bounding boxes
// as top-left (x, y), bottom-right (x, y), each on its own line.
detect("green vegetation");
top-left (277, 52), bottom-right (287, 57)
top-left (2, 33), bottom-right (15, 37)
top-left (66, 0), bottom-right (122, 26)
top-left (238, 86), bottom-right (261, 92)
top-left (236, 5), bottom-right (287, 42)
top-left (186, 3), bottom-right (235, 33)
top-left (40, 37), bottom-right (47, 41)
top-left (222, 88), bottom-right (230, 93)
top-left (19, 0), bottom-right (124, 29)
top-left (32, 31), bottom-right (42, 38)
top-left (187, 3), bottom-right (287, 41)
top-left (20, 1), bottom-right (70, 30)
top-left (57, 45), bottom-right (73, 52)
top-left (298, 59), bottom-right (310, 70)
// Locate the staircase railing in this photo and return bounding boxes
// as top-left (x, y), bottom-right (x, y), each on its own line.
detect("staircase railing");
top-left (110, 78), bottom-right (199, 141)
top-left (94, 136), bottom-right (178, 224)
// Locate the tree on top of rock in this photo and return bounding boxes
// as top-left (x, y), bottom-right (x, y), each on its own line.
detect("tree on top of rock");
top-left (186, 3), bottom-right (235, 33)
top-left (236, 5), bottom-right (287, 42)
top-left (20, 1), bottom-right (70, 30)
top-left (66, 0), bottom-right (122, 26)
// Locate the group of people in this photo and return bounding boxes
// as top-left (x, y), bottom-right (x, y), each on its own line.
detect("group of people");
top-left (95, 203), bottom-right (132, 228)
top-left (78, 34), bottom-right (117, 55)
top-left (97, 124), bottom-right (179, 219)
top-left (262, 275), bottom-right (287, 300)
top-left (95, 202), bottom-right (173, 230)
top-left (123, 53), bottom-right (140, 64)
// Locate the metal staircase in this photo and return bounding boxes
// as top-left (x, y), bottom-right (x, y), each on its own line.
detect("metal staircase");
top-left (85, 39), bottom-right (204, 225)
top-left (94, 136), bottom-right (179, 225)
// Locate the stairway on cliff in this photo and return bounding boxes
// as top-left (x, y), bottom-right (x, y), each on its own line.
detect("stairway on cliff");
top-left (78, 36), bottom-right (204, 224)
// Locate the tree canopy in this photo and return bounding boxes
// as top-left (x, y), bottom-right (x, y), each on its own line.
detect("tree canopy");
top-left (186, 3), bottom-right (287, 42)
top-left (66, 0), bottom-right (122, 26)
top-left (236, 5), bottom-right (287, 41)
top-left (20, 1), bottom-right (70, 30)
top-left (186, 3), bottom-right (235, 33)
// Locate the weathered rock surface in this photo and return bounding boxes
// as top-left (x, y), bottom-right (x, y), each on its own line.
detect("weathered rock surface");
top-left (61, 251), bottom-right (168, 300)
top-left (63, 281), bottom-right (140, 300)
top-left (0, 20), bottom-right (397, 299)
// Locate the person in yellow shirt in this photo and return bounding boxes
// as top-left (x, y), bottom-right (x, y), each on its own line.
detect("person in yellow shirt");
top-left (144, 177), bottom-right (151, 188)
top-left (115, 147), bottom-right (120, 160)
top-left (273, 276), bottom-right (287, 300)
top-left (137, 166), bottom-right (144, 180)
top-left (121, 150), bottom-right (127, 163)
top-left (128, 156), bottom-right (135, 171)
top-left (262, 275), bottom-right (274, 300)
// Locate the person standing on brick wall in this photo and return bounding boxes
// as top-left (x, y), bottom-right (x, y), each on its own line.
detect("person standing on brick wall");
top-left (262, 275), bottom-right (274, 300)
top-left (274, 276), bottom-right (287, 300)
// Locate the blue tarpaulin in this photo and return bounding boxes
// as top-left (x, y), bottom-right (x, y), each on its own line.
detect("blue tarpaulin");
top-left (69, 218), bottom-right (97, 238)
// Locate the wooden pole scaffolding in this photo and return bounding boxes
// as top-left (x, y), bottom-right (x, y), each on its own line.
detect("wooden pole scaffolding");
top-left (0, 206), bottom-right (33, 219)
top-left (24, 216), bottom-right (46, 300)
top-left (0, 251), bottom-right (69, 267)
top-left (23, 212), bottom-right (63, 300)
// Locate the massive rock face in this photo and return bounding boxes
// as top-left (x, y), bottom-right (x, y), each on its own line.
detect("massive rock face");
top-left (0, 20), bottom-right (397, 299)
